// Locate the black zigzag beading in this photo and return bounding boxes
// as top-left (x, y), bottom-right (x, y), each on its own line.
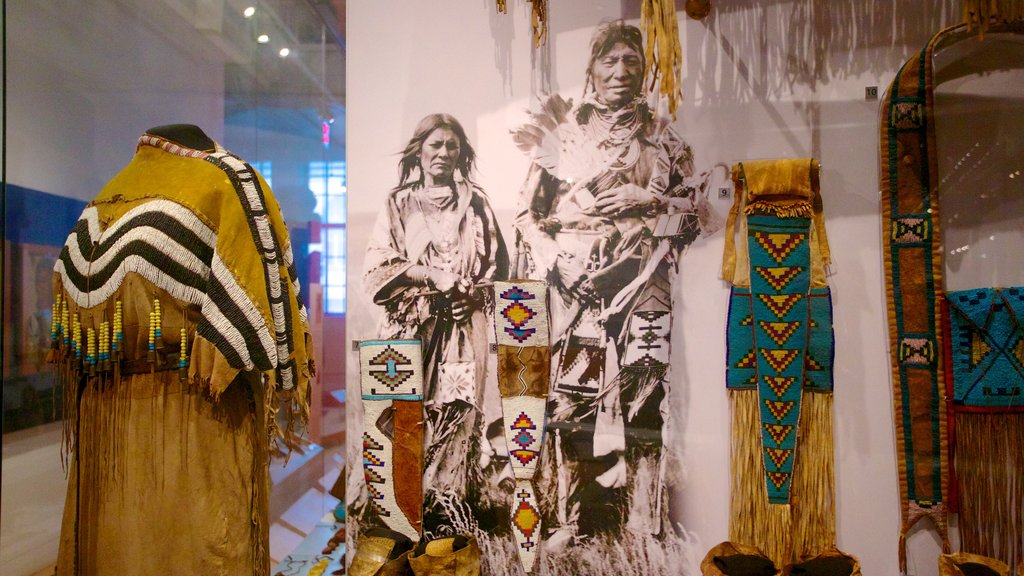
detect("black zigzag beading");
top-left (59, 238), bottom-right (209, 297)
top-left (65, 211), bottom-right (213, 266)
top-left (195, 316), bottom-right (246, 369)
top-left (57, 207), bottom-right (214, 301)
top-left (68, 218), bottom-right (98, 258)
top-left (203, 273), bottom-right (273, 370)
top-left (286, 260), bottom-right (305, 310)
top-left (88, 211), bottom-right (214, 264)
top-left (205, 153), bottom-right (297, 388)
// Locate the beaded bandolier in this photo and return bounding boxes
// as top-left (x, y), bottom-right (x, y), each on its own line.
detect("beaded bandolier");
top-left (881, 25), bottom-right (1023, 571)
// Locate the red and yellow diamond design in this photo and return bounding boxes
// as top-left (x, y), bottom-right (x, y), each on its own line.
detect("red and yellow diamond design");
top-left (512, 488), bottom-right (540, 549)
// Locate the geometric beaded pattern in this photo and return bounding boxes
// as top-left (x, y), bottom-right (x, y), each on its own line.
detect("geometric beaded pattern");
top-left (510, 479), bottom-right (542, 573)
top-left (805, 288), bottom-right (835, 392)
top-left (947, 287), bottom-right (1024, 408)
top-left (621, 286), bottom-right (672, 368)
top-left (360, 399), bottom-right (419, 540)
top-left (493, 279), bottom-right (550, 575)
top-left (892, 216), bottom-right (931, 244)
top-left (501, 395), bottom-right (547, 480)
top-left (494, 280), bottom-right (550, 347)
top-left (890, 101), bottom-right (924, 130)
top-left (747, 214), bottom-right (812, 504)
top-left (726, 288), bottom-right (757, 390)
top-left (359, 339), bottom-right (423, 400)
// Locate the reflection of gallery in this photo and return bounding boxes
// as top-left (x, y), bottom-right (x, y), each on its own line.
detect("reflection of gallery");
top-left (3, 2), bottom-right (1024, 576)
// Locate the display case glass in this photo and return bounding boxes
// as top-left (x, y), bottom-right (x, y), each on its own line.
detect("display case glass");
top-left (1, 1), bottom-right (346, 574)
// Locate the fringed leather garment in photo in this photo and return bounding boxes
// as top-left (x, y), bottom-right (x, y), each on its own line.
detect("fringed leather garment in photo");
top-left (50, 130), bottom-right (313, 576)
top-left (721, 159), bottom-right (844, 568)
top-left (494, 280), bottom-right (550, 574)
top-left (882, 26), bottom-right (1023, 571)
top-left (359, 340), bottom-right (426, 542)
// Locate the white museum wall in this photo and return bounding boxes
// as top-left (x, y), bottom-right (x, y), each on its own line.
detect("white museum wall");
top-left (4, 2), bottom-right (349, 574)
top-left (346, 2), bottom-right (975, 575)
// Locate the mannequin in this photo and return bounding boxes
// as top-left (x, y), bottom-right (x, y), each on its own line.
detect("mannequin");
top-left (52, 125), bottom-right (312, 575)
top-left (145, 123), bottom-right (216, 152)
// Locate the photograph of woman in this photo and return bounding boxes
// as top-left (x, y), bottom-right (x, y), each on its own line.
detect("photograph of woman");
top-left (362, 113), bottom-right (509, 536)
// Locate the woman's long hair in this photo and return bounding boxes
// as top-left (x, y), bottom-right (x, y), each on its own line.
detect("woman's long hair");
top-left (395, 113), bottom-right (477, 192)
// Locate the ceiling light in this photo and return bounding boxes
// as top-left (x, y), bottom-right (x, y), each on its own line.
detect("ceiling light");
top-left (279, 48), bottom-right (290, 57)
top-left (257, 34), bottom-right (269, 44)
top-left (243, 6), bottom-right (256, 18)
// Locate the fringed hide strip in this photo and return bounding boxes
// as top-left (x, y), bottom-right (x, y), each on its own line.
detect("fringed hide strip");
top-left (962, 0), bottom-right (1024, 34)
top-left (729, 390), bottom-right (836, 568)
top-left (640, 0), bottom-right (684, 118)
top-left (493, 1), bottom-right (548, 47)
top-left (729, 389), bottom-right (792, 567)
top-left (954, 413), bottom-right (1024, 570)
top-left (529, 0), bottom-right (548, 47)
top-left (791, 392), bottom-right (836, 561)
top-left (879, 28), bottom-right (957, 569)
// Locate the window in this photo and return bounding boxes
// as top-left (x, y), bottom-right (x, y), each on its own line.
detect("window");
top-left (251, 161), bottom-right (272, 189)
top-left (308, 160), bottom-right (346, 314)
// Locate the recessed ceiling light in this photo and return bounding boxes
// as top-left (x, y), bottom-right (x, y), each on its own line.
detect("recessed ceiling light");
top-left (279, 48), bottom-right (290, 57)
top-left (257, 34), bottom-right (269, 44)
top-left (243, 6), bottom-right (256, 17)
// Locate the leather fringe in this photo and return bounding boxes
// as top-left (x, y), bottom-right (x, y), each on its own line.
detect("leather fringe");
top-left (729, 389), bottom-right (837, 568)
top-left (791, 392), bottom-right (836, 560)
top-left (493, 0), bottom-right (548, 47)
top-left (529, 0), bottom-right (548, 47)
top-left (963, 0), bottom-right (1024, 34)
top-left (899, 532), bottom-right (908, 575)
top-left (743, 200), bottom-right (813, 219)
top-left (641, 0), bottom-right (684, 118)
top-left (729, 389), bottom-right (792, 567)
top-left (614, 364), bottom-right (669, 422)
top-left (954, 412), bottom-right (1024, 569)
top-left (252, 378), bottom-right (271, 576)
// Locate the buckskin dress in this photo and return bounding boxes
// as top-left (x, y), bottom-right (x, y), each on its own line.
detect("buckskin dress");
top-left (52, 131), bottom-right (312, 576)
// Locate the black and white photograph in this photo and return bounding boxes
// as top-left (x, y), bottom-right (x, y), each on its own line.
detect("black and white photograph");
top-left (342, 2), bottom-right (979, 575)
top-left (346, 10), bottom-right (727, 575)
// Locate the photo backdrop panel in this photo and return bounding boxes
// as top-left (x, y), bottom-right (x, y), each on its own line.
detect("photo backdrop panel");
top-left (347, 2), bottom-right (961, 575)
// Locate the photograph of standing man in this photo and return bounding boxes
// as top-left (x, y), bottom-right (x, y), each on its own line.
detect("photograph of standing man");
top-left (512, 20), bottom-right (716, 547)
